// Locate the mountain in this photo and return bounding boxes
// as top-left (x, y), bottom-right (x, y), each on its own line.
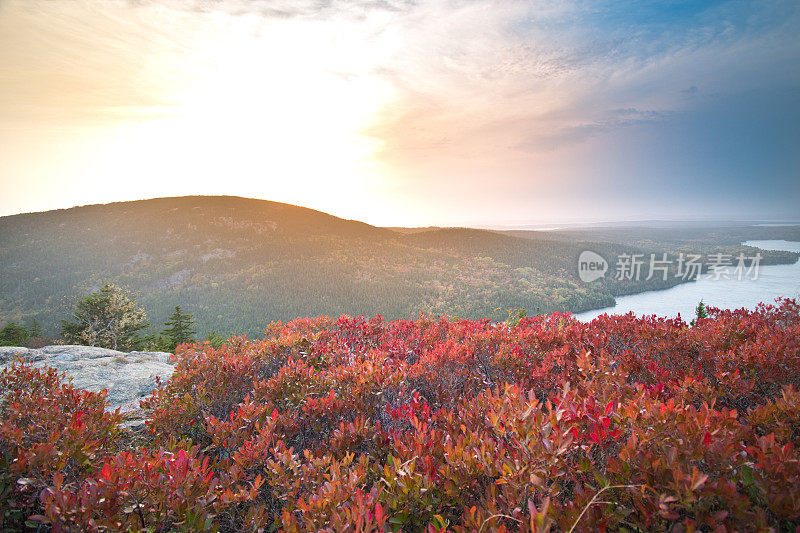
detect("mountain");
top-left (1, 196), bottom-right (796, 339)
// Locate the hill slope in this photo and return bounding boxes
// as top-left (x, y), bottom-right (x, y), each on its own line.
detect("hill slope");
top-left (0, 196), bottom-right (610, 336)
top-left (1, 196), bottom-right (795, 338)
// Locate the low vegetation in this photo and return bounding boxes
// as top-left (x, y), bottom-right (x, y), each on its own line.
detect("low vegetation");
top-left (1, 299), bottom-right (799, 531)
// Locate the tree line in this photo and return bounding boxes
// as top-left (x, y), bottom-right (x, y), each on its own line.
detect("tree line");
top-left (0, 283), bottom-right (229, 352)
top-left (2, 281), bottom-right (715, 352)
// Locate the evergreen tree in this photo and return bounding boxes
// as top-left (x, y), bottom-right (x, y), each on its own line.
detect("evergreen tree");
top-left (27, 318), bottom-right (43, 338)
top-left (691, 299), bottom-right (708, 327)
top-left (161, 306), bottom-right (196, 351)
top-left (61, 283), bottom-right (149, 351)
top-left (0, 322), bottom-right (28, 346)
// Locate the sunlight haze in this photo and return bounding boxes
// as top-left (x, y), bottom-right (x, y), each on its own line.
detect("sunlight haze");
top-left (1, 0), bottom-right (798, 225)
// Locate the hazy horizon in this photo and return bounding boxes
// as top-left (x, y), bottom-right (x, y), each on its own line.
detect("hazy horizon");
top-left (1, 0), bottom-right (799, 225)
top-left (2, 194), bottom-right (799, 230)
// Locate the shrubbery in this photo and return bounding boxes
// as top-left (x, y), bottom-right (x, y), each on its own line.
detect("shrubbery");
top-left (2, 299), bottom-right (799, 531)
top-left (0, 319), bottom-right (50, 348)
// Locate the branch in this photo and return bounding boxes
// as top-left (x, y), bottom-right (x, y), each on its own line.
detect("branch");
top-left (567, 484), bottom-right (645, 533)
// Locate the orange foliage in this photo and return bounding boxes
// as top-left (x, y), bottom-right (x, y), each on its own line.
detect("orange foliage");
top-left (2, 300), bottom-right (800, 531)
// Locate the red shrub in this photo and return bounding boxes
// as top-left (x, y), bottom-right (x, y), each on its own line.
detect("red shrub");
top-left (1, 299), bottom-right (799, 531)
top-left (0, 364), bottom-right (121, 530)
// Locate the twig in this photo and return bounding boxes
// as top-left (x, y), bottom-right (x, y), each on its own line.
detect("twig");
top-left (567, 484), bottom-right (644, 533)
top-left (479, 513), bottom-right (521, 533)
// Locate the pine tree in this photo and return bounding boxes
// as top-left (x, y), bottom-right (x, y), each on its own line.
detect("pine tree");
top-left (0, 322), bottom-right (28, 346)
top-left (27, 318), bottom-right (43, 338)
top-left (61, 283), bottom-right (149, 351)
top-left (161, 306), bottom-right (196, 351)
top-left (691, 299), bottom-right (708, 327)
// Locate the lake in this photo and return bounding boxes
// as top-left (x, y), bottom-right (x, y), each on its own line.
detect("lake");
top-left (575, 240), bottom-right (800, 322)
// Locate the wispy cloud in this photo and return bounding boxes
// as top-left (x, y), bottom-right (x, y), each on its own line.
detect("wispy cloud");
top-left (358, 0), bottom-right (800, 162)
top-left (0, 0), bottom-right (798, 223)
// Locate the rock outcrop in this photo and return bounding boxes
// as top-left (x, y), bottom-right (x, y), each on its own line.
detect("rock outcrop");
top-left (0, 345), bottom-right (175, 417)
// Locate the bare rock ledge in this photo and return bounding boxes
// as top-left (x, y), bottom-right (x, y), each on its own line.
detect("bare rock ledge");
top-left (0, 345), bottom-right (175, 419)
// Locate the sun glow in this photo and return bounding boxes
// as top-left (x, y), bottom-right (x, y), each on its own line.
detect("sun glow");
top-left (4, 4), bottom-right (398, 221)
top-left (4, 0), bottom-right (795, 224)
top-left (97, 12), bottom-right (397, 219)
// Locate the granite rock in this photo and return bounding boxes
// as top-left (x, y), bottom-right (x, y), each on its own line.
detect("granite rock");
top-left (0, 345), bottom-right (175, 414)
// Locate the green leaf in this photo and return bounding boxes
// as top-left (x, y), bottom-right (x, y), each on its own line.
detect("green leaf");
top-left (741, 465), bottom-right (754, 485)
top-left (593, 471), bottom-right (609, 488)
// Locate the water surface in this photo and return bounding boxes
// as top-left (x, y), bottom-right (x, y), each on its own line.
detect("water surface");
top-left (575, 240), bottom-right (800, 321)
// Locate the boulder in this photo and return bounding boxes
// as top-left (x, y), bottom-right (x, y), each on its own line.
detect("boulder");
top-left (0, 345), bottom-right (175, 416)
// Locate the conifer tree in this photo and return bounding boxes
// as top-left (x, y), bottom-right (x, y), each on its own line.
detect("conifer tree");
top-left (161, 306), bottom-right (196, 351)
top-left (27, 318), bottom-right (43, 338)
top-left (0, 322), bottom-right (28, 346)
top-left (691, 299), bottom-right (708, 327)
top-left (61, 283), bottom-right (148, 351)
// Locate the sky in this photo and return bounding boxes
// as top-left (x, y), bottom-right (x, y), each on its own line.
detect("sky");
top-left (0, 0), bottom-right (798, 227)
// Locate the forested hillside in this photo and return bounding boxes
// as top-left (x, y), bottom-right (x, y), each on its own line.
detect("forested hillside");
top-left (0, 196), bottom-right (796, 338)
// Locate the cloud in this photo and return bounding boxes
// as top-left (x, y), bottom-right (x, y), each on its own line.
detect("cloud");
top-left (0, 1), bottom-right (204, 124)
top-left (1, 0), bottom-right (798, 223)
top-left (185, 0), bottom-right (417, 21)
top-left (515, 109), bottom-right (675, 152)
top-left (353, 0), bottom-right (800, 168)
